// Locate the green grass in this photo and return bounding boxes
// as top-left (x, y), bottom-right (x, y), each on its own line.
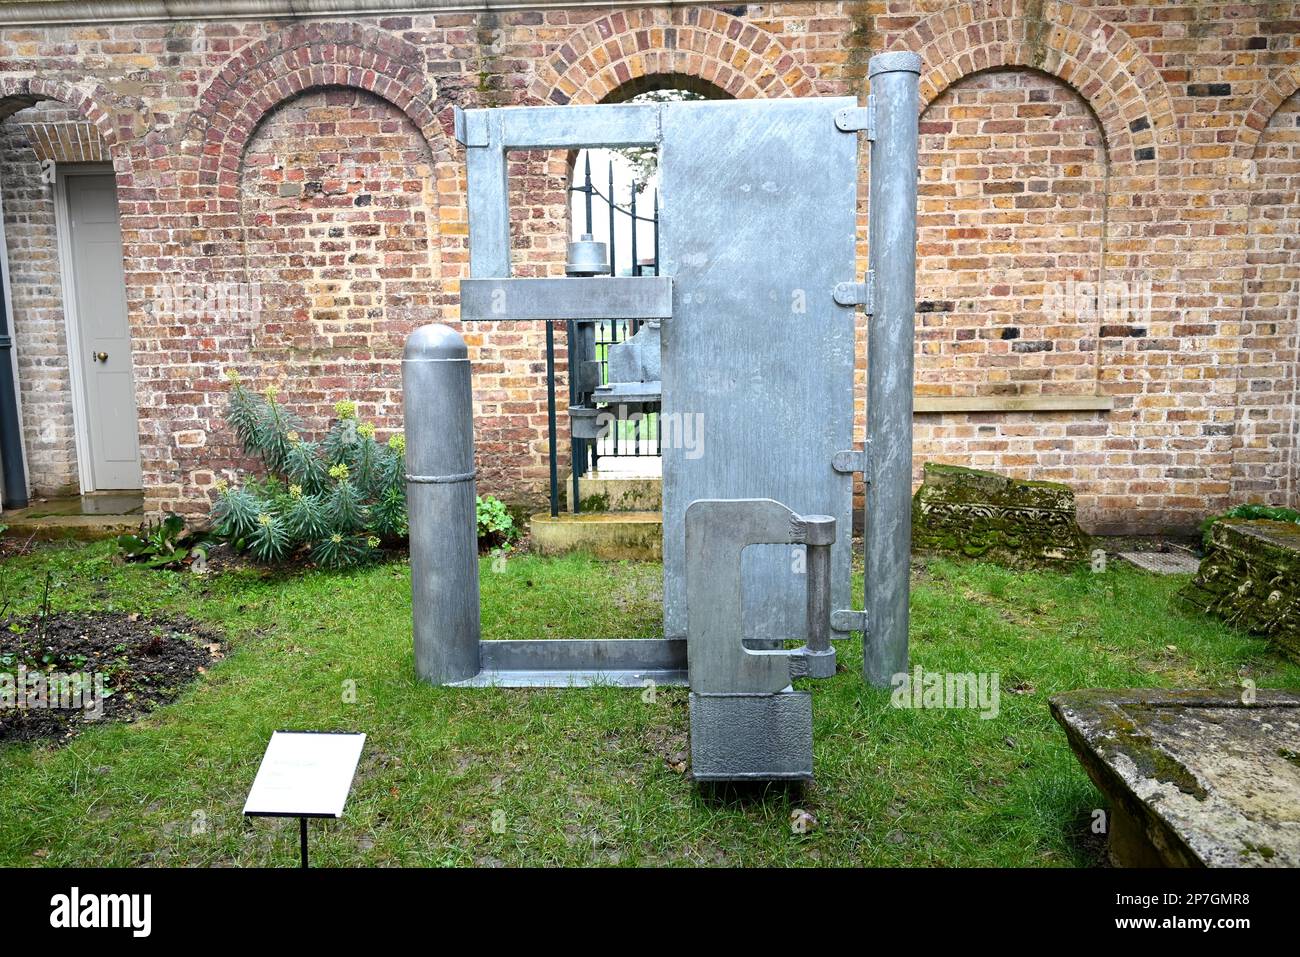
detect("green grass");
top-left (0, 540), bottom-right (1295, 867)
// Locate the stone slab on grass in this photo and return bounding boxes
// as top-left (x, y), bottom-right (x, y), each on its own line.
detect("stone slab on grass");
top-left (911, 462), bottom-right (1090, 568)
top-left (1118, 550), bottom-right (1200, 575)
top-left (1050, 688), bottom-right (1300, 867)
top-left (1180, 519), bottom-right (1300, 664)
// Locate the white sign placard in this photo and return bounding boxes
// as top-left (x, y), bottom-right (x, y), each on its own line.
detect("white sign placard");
top-left (243, 731), bottom-right (366, 819)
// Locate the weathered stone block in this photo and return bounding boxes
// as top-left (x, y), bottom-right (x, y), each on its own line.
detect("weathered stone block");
top-left (1180, 519), bottom-right (1300, 664)
top-left (528, 510), bottom-right (661, 561)
top-left (911, 462), bottom-right (1090, 567)
top-left (1051, 688), bottom-right (1300, 867)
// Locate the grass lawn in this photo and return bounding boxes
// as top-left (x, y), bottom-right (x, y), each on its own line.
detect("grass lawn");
top-left (0, 539), bottom-right (1296, 867)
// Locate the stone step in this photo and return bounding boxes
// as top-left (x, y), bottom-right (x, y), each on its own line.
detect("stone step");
top-left (561, 469), bottom-right (661, 514)
top-left (1, 492), bottom-right (145, 541)
top-left (529, 510), bottom-right (661, 561)
top-left (1, 514), bottom-right (142, 542)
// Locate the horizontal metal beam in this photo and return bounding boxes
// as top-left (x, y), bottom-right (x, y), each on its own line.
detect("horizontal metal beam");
top-left (480, 637), bottom-right (685, 671)
top-left (460, 277), bottom-right (673, 322)
top-left (457, 103), bottom-right (662, 151)
top-left (444, 637), bottom-right (688, 687)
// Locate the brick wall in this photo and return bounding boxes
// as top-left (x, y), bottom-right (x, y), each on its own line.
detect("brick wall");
top-left (220, 87), bottom-right (436, 460)
top-left (1235, 89), bottom-right (1300, 506)
top-left (0, 1), bottom-right (1296, 532)
top-left (0, 100), bottom-right (93, 496)
top-left (917, 70), bottom-right (1108, 397)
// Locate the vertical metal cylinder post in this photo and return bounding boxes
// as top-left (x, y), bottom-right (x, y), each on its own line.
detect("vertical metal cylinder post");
top-left (403, 324), bottom-right (481, 684)
top-left (802, 515), bottom-right (837, 679)
top-left (864, 51), bottom-right (921, 688)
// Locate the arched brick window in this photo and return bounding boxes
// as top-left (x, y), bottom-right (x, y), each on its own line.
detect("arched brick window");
top-left (915, 68), bottom-right (1109, 402)
top-left (1234, 90), bottom-right (1300, 506)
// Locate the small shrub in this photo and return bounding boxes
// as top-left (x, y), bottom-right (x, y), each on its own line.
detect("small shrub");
top-left (117, 513), bottom-right (209, 569)
top-left (206, 373), bottom-right (406, 567)
top-left (1200, 503), bottom-right (1300, 548)
top-left (476, 495), bottom-right (518, 550)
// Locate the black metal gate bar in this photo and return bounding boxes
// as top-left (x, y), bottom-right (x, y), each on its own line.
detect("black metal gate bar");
top-left (546, 320), bottom-right (559, 517)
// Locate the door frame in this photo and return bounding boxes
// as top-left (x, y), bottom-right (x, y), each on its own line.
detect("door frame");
top-left (0, 170), bottom-right (31, 503)
top-left (53, 162), bottom-right (139, 494)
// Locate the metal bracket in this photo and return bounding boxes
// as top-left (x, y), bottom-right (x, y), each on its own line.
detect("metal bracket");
top-left (831, 609), bottom-right (867, 635)
top-left (832, 442), bottom-right (870, 478)
top-left (833, 270), bottom-right (874, 313)
top-left (406, 469), bottom-right (478, 485)
top-left (453, 106), bottom-right (489, 148)
top-left (834, 95), bottom-right (875, 140)
top-left (788, 648), bottom-right (837, 680)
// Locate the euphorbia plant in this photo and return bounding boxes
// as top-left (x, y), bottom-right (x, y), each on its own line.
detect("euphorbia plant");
top-left (208, 372), bottom-right (406, 567)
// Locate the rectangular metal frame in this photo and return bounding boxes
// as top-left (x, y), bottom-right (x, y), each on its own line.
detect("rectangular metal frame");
top-left (448, 60), bottom-right (918, 688)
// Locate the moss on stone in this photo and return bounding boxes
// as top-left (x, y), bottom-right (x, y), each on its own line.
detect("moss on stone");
top-left (911, 462), bottom-right (1090, 569)
top-left (1179, 519), bottom-right (1300, 664)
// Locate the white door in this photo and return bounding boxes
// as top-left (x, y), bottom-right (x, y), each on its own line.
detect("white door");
top-left (64, 171), bottom-right (141, 490)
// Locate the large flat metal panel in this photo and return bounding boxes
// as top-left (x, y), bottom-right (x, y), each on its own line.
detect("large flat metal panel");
top-left (659, 98), bottom-right (858, 642)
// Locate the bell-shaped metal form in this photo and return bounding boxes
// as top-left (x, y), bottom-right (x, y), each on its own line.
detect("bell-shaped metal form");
top-left (565, 233), bottom-right (610, 276)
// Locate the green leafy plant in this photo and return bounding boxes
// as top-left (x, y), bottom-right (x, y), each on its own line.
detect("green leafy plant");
top-left (1200, 503), bottom-right (1300, 548)
top-left (206, 373), bottom-right (406, 567)
top-left (476, 495), bottom-right (518, 550)
top-left (117, 513), bottom-right (209, 569)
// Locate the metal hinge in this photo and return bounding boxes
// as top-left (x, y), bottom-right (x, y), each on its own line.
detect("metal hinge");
top-left (832, 442), bottom-right (870, 481)
top-left (834, 95), bottom-right (875, 140)
top-left (833, 270), bottom-right (874, 313)
top-left (831, 609), bottom-right (867, 635)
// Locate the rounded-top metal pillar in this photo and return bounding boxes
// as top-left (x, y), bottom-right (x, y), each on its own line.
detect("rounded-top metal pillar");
top-left (403, 323), bottom-right (482, 684)
top-left (864, 51), bottom-right (921, 688)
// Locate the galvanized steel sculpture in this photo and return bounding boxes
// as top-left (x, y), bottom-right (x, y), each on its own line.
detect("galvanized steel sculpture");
top-left (403, 51), bottom-right (921, 782)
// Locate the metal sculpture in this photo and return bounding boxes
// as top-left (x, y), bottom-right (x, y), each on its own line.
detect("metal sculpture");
top-left (403, 51), bottom-right (921, 781)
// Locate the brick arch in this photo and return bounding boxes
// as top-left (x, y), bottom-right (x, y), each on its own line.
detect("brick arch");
top-left (890, 0), bottom-right (1174, 169)
top-left (0, 77), bottom-right (127, 164)
top-left (529, 7), bottom-right (807, 106)
top-left (1237, 62), bottom-right (1300, 161)
top-left (189, 21), bottom-right (447, 193)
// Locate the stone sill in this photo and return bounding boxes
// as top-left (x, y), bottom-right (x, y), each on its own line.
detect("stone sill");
top-left (0, 0), bottom-right (677, 27)
top-left (914, 394), bottom-right (1115, 414)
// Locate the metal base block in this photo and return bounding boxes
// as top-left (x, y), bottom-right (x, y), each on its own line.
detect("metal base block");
top-left (688, 691), bottom-right (813, 781)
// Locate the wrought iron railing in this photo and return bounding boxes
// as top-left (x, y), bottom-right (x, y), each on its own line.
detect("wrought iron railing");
top-left (542, 154), bottom-right (661, 515)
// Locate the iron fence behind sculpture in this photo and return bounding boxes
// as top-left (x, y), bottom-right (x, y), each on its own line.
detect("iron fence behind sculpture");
top-left (543, 154), bottom-right (661, 515)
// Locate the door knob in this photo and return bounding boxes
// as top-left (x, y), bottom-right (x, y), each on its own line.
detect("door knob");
top-left (93, 351), bottom-right (108, 362)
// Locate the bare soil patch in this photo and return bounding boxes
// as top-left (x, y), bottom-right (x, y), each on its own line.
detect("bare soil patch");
top-left (0, 612), bottom-right (221, 744)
